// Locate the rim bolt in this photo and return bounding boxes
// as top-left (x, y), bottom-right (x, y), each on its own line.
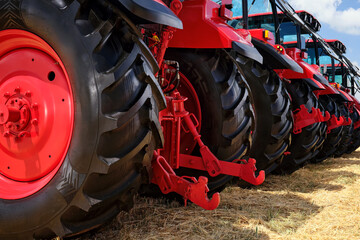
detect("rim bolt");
top-left (14, 87), bottom-right (20, 93)
top-left (21, 108), bottom-right (27, 114)
top-left (31, 119), bottom-right (38, 125)
top-left (19, 131), bottom-right (30, 138)
top-left (18, 100), bottom-right (23, 106)
top-left (31, 103), bottom-right (38, 110)
top-left (3, 92), bottom-right (10, 98)
top-left (3, 131), bottom-right (10, 137)
top-left (6, 123), bottom-right (13, 129)
top-left (20, 119), bottom-right (26, 125)
top-left (10, 100), bottom-right (14, 105)
top-left (25, 91), bottom-right (31, 97)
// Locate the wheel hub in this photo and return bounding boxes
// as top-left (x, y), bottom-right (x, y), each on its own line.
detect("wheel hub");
top-left (0, 89), bottom-right (34, 138)
top-left (0, 29), bottom-right (74, 199)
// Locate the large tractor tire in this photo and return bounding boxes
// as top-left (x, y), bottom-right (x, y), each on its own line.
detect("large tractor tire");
top-left (236, 56), bottom-right (293, 174)
top-left (346, 109), bottom-right (360, 153)
top-left (0, 1), bottom-right (164, 239)
top-left (311, 95), bottom-right (344, 163)
top-left (275, 81), bottom-right (326, 174)
top-left (334, 103), bottom-right (354, 157)
top-left (164, 49), bottom-right (253, 193)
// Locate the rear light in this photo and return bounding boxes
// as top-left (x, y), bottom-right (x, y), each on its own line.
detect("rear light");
top-left (264, 30), bottom-right (270, 40)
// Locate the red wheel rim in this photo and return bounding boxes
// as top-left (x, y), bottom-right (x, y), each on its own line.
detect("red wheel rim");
top-left (176, 72), bottom-right (202, 154)
top-left (0, 30), bottom-right (74, 199)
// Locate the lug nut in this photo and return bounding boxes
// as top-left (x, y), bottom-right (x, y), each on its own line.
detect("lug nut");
top-left (25, 91), bottom-right (31, 97)
top-left (6, 123), bottom-right (13, 129)
top-left (3, 92), bottom-right (10, 98)
top-left (3, 131), bottom-right (10, 137)
top-left (31, 103), bottom-right (38, 110)
top-left (31, 119), bottom-right (38, 125)
top-left (19, 131), bottom-right (30, 138)
top-left (14, 87), bottom-right (20, 93)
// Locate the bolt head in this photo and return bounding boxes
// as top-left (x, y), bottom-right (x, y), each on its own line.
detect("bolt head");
top-left (31, 103), bottom-right (38, 109)
top-left (3, 131), bottom-right (10, 137)
top-left (3, 92), bottom-right (10, 98)
top-left (31, 119), bottom-right (38, 125)
top-left (20, 119), bottom-right (26, 125)
top-left (6, 123), bottom-right (13, 129)
top-left (19, 131), bottom-right (30, 138)
top-left (25, 91), bottom-right (31, 97)
top-left (14, 87), bottom-right (20, 93)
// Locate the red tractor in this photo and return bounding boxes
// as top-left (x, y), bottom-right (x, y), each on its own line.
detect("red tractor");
top-left (0, 0), bottom-right (270, 238)
top-left (0, 0), bottom-right (357, 239)
top-left (232, 0), bottom-right (356, 173)
top-left (289, 38), bottom-right (360, 160)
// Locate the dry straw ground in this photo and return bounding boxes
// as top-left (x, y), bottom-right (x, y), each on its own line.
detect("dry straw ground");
top-left (76, 149), bottom-right (360, 240)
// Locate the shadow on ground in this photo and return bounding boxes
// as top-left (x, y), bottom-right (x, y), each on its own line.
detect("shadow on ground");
top-left (220, 187), bottom-right (321, 235)
top-left (75, 195), bottom-right (271, 240)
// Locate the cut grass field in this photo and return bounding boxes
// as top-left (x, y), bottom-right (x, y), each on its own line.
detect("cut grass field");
top-left (76, 149), bottom-right (360, 240)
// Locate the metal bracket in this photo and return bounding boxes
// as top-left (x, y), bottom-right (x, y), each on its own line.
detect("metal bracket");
top-left (326, 114), bottom-right (352, 133)
top-left (179, 154), bottom-right (265, 185)
top-left (151, 152), bottom-right (220, 210)
top-left (293, 105), bottom-right (330, 134)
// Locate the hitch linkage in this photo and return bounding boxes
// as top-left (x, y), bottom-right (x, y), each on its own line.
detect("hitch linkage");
top-left (151, 91), bottom-right (264, 210)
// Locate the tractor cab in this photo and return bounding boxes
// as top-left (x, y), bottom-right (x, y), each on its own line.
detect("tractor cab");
top-left (229, 1), bottom-right (320, 46)
top-left (231, 1), bottom-right (358, 92)
top-left (284, 30), bottom-right (359, 95)
top-left (287, 39), bottom-right (351, 88)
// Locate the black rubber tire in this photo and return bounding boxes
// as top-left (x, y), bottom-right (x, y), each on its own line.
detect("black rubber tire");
top-left (311, 95), bottom-right (344, 163)
top-left (275, 80), bottom-right (325, 174)
top-left (235, 56), bottom-right (293, 174)
top-left (346, 108), bottom-right (360, 153)
top-left (334, 103), bottom-right (354, 157)
top-left (0, 1), bottom-right (164, 239)
top-left (164, 48), bottom-right (253, 193)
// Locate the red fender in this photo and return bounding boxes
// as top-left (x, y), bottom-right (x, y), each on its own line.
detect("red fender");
top-left (337, 88), bottom-right (354, 102)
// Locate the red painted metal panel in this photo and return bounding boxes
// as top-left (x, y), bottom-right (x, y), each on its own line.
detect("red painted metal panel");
top-left (168, 0), bottom-right (252, 48)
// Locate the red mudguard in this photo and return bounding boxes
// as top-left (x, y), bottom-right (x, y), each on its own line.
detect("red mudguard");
top-left (277, 48), bottom-right (341, 96)
top-left (112, 0), bottom-right (183, 29)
